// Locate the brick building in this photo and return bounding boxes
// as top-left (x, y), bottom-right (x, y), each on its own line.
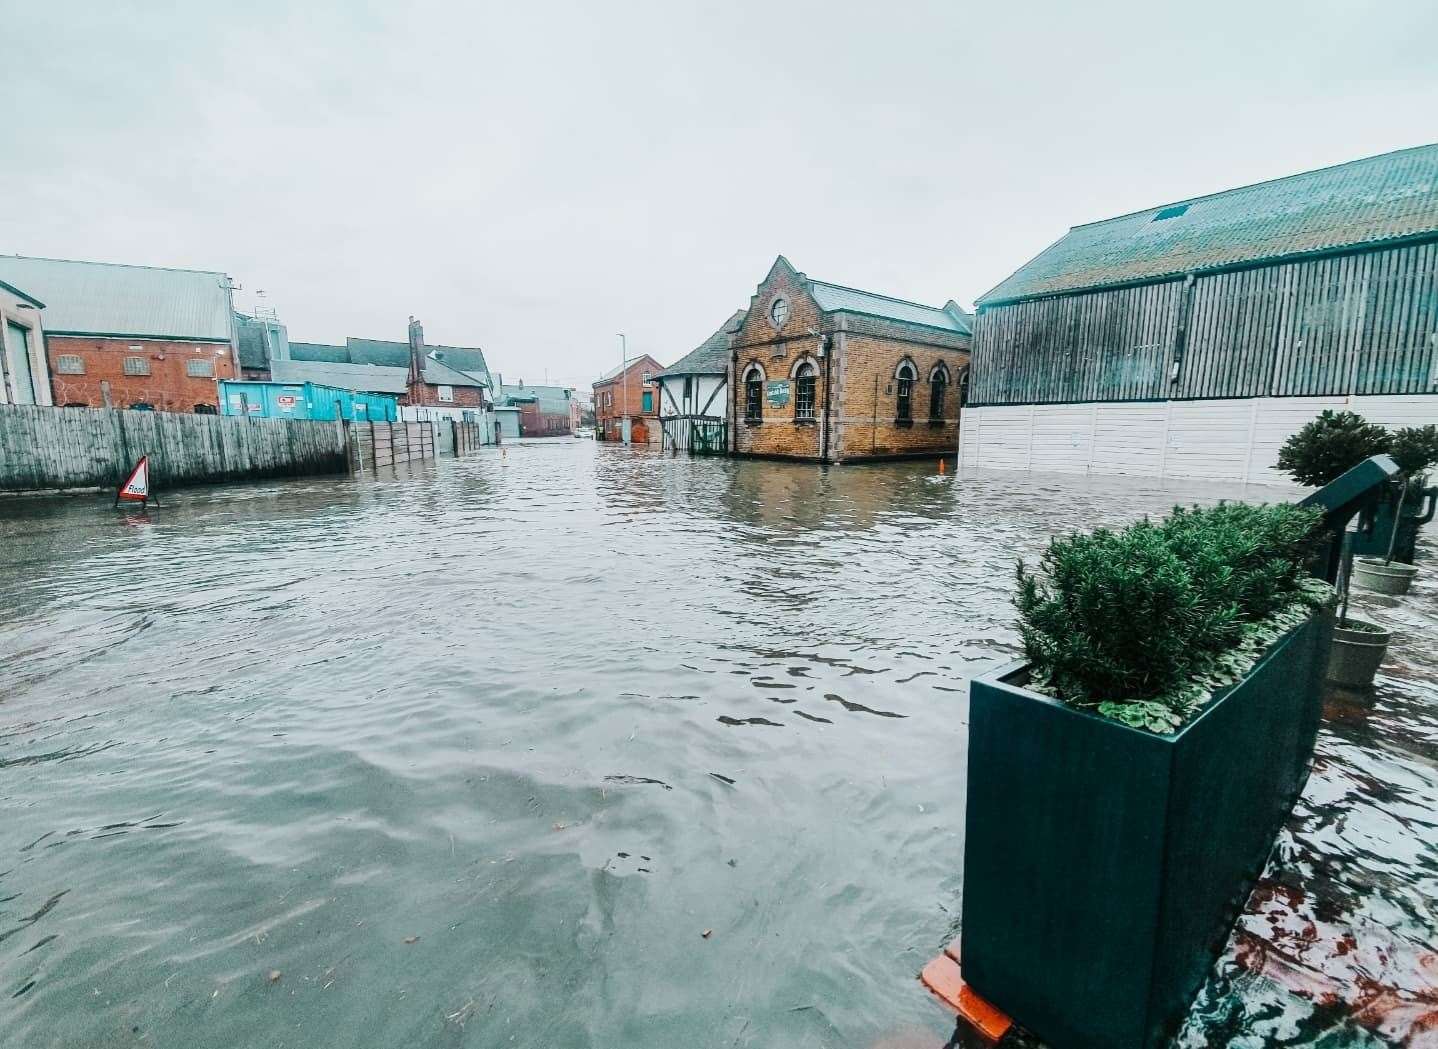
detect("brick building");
top-left (0, 255), bottom-right (238, 412)
top-left (593, 355), bottom-right (662, 443)
top-left (731, 256), bottom-right (971, 462)
top-left (499, 381), bottom-right (575, 435)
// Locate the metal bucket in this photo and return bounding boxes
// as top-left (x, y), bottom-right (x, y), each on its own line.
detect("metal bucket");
top-left (1327, 618), bottom-right (1392, 688)
top-left (1352, 558), bottom-right (1419, 596)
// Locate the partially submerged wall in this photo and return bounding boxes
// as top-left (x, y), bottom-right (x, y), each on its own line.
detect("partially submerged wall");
top-left (0, 404), bottom-right (349, 493)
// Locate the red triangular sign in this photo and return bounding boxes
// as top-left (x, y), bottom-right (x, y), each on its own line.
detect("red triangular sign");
top-left (117, 456), bottom-right (150, 502)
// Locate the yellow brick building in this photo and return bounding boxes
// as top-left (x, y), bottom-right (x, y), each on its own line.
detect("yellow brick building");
top-left (730, 256), bottom-right (971, 462)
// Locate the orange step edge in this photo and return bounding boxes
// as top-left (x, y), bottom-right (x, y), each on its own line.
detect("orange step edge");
top-left (918, 941), bottom-right (1014, 1043)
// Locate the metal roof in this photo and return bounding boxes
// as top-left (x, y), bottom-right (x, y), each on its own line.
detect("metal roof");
top-left (0, 255), bottom-right (233, 340)
top-left (269, 358), bottom-right (410, 394)
top-left (979, 143), bottom-right (1438, 305)
top-left (809, 281), bottom-right (971, 334)
top-left (287, 337), bottom-right (490, 387)
top-left (654, 309), bottom-right (747, 379)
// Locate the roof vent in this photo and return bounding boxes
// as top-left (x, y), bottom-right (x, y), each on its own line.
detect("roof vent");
top-left (1153, 204), bottom-right (1190, 221)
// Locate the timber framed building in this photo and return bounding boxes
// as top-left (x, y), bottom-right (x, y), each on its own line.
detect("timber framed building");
top-left (961, 144), bottom-right (1438, 484)
top-left (731, 256), bottom-right (971, 463)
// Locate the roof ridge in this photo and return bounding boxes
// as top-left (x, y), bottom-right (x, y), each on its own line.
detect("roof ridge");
top-left (1067, 142), bottom-right (1438, 230)
top-left (808, 278), bottom-right (949, 312)
top-left (0, 253), bottom-right (228, 278)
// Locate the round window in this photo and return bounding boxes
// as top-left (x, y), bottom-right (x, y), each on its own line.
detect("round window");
top-left (769, 297), bottom-right (790, 328)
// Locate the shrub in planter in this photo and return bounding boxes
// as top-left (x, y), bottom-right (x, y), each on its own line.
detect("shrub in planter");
top-left (1277, 410), bottom-right (1390, 487)
top-left (1280, 414), bottom-right (1437, 570)
top-left (964, 503), bottom-right (1335, 1049)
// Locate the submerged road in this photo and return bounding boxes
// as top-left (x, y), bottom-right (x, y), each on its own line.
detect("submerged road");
top-left (1, 440), bottom-right (1435, 1048)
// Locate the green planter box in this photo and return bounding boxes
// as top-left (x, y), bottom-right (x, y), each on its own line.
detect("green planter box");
top-left (960, 610), bottom-right (1333, 1049)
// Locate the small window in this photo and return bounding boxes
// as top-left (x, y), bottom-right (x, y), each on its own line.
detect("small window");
top-left (769, 297), bottom-right (789, 328)
top-left (642, 371), bottom-right (651, 382)
top-left (794, 362), bottom-right (816, 420)
top-left (194, 403), bottom-right (218, 415)
top-left (1153, 204), bottom-right (1190, 221)
top-left (186, 358), bottom-right (215, 378)
top-left (129, 402), bottom-right (154, 411)
top-left (683, 376), bottom-right (693, 400)
top-left (56, 354), bottom-right (85, 375)
top-left (895, 361), bottom-right (915, 425)
top-left (437, 384), bottom-right (454, 402)
top-left (123, 356), bottom-right (150, 376)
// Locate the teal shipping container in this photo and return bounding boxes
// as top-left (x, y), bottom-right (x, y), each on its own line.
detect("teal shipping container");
top-left (218, 380), bottom-right (398, 422)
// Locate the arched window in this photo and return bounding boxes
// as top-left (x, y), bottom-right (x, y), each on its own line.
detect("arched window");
top-left (743, 364), bottom-right (765, 424)
top-left (894, 360), bottom-right (916, 425)
top-left (928, 363), bottom-right (949, 424)
top-left (793, 359), bottom-right (817, 421)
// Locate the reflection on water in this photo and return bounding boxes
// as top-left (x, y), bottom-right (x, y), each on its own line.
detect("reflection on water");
top-left (0, 442), bottom-right (1433, 1048)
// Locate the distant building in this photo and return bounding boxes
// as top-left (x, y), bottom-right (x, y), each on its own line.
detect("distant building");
top-left (0, 275), bottom-right (51, 406)
top-left (731, 256), bottom-right (971, 462)
top-left (0, 255), bottom-right (238, 412)
top-left (261, 321), bottom-right (495, 443)
top-left (235, 311), bottom-right (289, 380)
top-left (962, 144), bottom-right (1438, 484)
top-left (593, 355), bottom-right (662, 443)
top-left (654, 309), bottom-right (745, 453)
top-left (499, 381), bottom-right (575, 435)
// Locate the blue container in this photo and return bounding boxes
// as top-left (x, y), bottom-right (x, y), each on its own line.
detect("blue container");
top-left (218, 381), bottom-right (397, 422)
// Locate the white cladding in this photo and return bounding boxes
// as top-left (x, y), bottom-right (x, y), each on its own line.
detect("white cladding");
top-left (959, 395), bottom-right (1438, 486)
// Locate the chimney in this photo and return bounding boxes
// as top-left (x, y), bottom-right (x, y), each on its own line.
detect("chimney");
top-left (406, 316), bottom-right (425, 388)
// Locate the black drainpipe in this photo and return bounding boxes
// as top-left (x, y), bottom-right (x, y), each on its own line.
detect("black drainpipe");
top-left (820, 334), bottom-right (833, 463)
top-left (1170, 272), bottom-right (1197, 386)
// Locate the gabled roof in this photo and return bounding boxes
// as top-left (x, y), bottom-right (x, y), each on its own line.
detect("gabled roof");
top-left (287, 336), bottom-right (490, 387)
top-left (979, 143), bottom-right (1438, 305)
top-left (0, 255), bottom-right (233, 340)
top-left (289, 341), bottom-right (350, 364)
top-left (654, 309), bottom-right (747, 379)
top-left (594, 354), bottom-right (663, 385)
top-left (269, 358), bottom-right (409, 394)
top-left (809, 282), bottom-right (971, 334)
top-left (421, 356), bottom-right (488, 389)
top-left (0, 278), bottom-right (43, 309)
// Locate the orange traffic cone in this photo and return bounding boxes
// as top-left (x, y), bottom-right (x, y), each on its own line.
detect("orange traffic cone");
top-left (938, 458), bottom-right (946, 475)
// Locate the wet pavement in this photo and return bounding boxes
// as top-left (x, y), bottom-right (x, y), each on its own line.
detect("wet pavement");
top-left (0, 439), bottom-right (1434, 1048)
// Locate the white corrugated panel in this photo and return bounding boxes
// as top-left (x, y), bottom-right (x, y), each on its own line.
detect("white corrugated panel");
top-left (1029, 405), bottom-right (1094, 473)
top-left (1092, 404), bottom-right (1167, 476)
top-left (974, 407), bottom-right (1036, 469)
top-left (1164, 401), bottom-right (1254, 480)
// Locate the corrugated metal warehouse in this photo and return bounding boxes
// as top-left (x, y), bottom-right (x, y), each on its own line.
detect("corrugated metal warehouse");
top-left (960, 144), bottom-right (1438, 485)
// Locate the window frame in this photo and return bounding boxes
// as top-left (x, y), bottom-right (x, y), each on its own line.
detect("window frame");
top-left (742, 363), bottom-right (765, 425)
top-left (793, 361), bottom-right (817, 422)
top-left (928, 362), bottom-right (949, 426)
top-left (895, 360), bottom-right (916, 426)
top-left (186, 357), bottom-right (215, 378)
top-left (55, 353), bottom-right (85, 375)
top-left (123, 356), bottom-right (151, 377)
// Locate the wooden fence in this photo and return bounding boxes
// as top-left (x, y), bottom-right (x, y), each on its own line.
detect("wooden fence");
top-left (0, 404), bottom-right (348, 494)
top-left (349, 421), bottom-right (436, 472)
top-left (454, 420), bottom-right (486, 455)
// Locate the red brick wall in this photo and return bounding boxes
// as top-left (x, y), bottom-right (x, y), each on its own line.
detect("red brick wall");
top-left (46, 336), bottom-right (237, 411)
top-left (594, 356), bottom-right (661, 440)
top-left (401, 382), bottom-right (486, 408)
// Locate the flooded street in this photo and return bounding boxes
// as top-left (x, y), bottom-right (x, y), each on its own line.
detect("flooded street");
top-left (2, 440), bottom-right (1436, 1048)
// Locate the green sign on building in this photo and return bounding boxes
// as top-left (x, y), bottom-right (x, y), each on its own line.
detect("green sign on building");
top-left (766, 380), bottom-right (790, 408)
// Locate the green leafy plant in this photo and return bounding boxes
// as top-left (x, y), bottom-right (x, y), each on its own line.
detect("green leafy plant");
top-left (1277, 410), bottom-right (1391, 487)
top-left (1016, 503), bottom-right (1329, 733)
top-left (1387, 425), bottom-right (1438, 478)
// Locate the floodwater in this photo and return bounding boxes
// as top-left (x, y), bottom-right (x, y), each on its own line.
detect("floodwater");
top-left (0, 440), bottom-right (1434, 1049)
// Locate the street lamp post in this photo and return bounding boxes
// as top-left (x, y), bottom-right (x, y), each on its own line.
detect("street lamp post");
top-left (617, 333), bottom-right (628, 445)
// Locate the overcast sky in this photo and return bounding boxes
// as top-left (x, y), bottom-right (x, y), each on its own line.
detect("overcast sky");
top-left (4, 1), bottom-right (1436, 391)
